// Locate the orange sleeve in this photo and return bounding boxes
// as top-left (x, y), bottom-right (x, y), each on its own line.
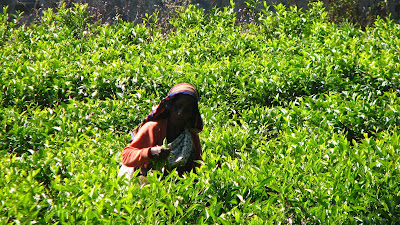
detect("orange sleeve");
top-left (121, 121), bottom-right (165, 168)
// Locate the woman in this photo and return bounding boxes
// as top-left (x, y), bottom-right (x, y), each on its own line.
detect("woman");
top-left (119, 83), bottom-right (203, 179)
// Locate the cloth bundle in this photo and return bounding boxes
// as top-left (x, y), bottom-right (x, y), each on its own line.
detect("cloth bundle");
top-left (167, 128), bottom-right (195, 168)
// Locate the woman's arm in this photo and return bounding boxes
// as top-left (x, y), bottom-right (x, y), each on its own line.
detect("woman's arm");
top-left (122, 121), bottom-right (165, 168)
top-left (190, 132), bottom-right (203, 168)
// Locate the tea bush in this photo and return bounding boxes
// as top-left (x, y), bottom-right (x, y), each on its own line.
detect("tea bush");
top-left (1, 1), bottom-right (400, 224)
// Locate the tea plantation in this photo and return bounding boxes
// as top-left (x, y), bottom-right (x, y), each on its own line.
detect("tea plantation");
top-left (1, 2), bottom-right (400, 224)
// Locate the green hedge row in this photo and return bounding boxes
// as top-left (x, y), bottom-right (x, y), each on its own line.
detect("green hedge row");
top-left (1, 2), bottom-right (400, 224)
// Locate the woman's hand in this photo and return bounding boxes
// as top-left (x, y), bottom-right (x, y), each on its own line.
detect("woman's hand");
top-left (149, 146), bottom-right (170, 160)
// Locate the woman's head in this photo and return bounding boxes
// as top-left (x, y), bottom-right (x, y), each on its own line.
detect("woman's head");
top-left (133, 83), bottom-right (203, 135)
top-left (167, 94), bottom-right (197, 128)
top-left (166, 83), bottom-right (202, 131)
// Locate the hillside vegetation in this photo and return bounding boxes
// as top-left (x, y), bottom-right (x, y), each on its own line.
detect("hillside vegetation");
top-left (1, 2), bottom-right (400, 224)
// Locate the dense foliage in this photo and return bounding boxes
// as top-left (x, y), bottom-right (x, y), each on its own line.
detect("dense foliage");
top-left (1, 2), bottom-right (399, 224)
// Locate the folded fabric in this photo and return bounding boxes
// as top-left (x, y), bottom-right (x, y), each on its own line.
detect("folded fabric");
top-left (168, 128), bottom-right (195, 168)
